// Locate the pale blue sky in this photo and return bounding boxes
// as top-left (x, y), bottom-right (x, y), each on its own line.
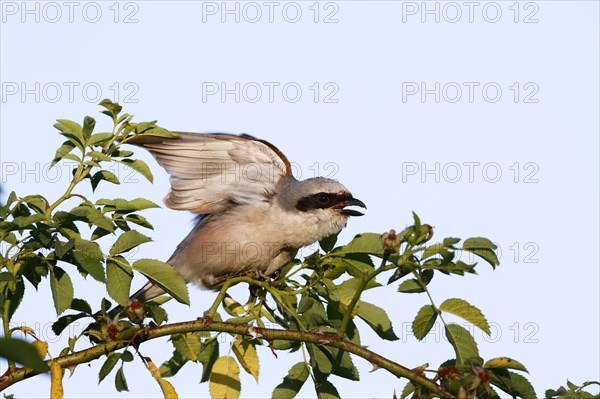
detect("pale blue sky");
top-left (1, 1), bottom-right (599, 398)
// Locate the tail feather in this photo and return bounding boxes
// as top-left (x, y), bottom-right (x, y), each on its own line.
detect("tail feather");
top-left (130, 282), bottom-right (166, 303)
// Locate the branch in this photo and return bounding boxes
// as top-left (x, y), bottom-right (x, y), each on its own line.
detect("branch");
top-left (0, 318), bottom-right (451, 397)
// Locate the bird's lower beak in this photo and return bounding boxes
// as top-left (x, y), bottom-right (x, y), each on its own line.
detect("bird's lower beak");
top-left (340, 197), bottom-right (367, 217)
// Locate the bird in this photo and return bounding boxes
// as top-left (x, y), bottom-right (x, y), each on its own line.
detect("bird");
top-left (126, 132), bottom-right (366, 303)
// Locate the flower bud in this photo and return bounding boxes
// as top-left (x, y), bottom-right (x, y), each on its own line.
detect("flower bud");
top-left (382, 229), bottom-right (400, 254)
top-left (127, 300), bottom-right (145, 324)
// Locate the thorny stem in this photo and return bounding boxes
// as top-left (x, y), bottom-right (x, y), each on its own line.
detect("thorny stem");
top-left (0, 319), bottom-right (452, 397)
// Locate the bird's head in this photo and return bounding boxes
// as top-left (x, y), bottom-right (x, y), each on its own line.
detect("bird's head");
top-left (277, 177), bottom-right (366, 241)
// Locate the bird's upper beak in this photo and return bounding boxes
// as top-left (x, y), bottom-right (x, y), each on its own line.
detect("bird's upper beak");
top-left (339, 197), bottom-right (367, 217)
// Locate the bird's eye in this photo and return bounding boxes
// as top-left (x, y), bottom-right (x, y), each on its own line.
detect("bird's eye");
top-left (318, 194), bottom-right (329, 204)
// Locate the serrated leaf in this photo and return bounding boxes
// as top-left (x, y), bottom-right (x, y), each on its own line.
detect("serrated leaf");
top-left (110, 230), bottom-right (151, 256)
top-left (82, 116), bottom-right (96, 141)
top-left (99, 99), bottom-right (122, 116)
top-left (70, 298), bottom-right (92, 314)
top-left (400, 382), bottom-right (415, 399)
top-left (106, 257), bottom-right (133, 306)
top-left (132, 259), bottom-right (189, 305)
top-left (398, 269), bottom-right (434, 294)
top-left (159, 350), bottom-right (187, 378)
top-left (0, 337), bottom-right (49, 372)
top-left (138, 126), bottom-right (181, 139)
top-left (144, 357), bottom-right (179, 399)
top-left (125, 214), bottom-right (153, 229)
top-left (209, 356), bottom-right (241, 399)
top-left (99, 353), bottom-right (121, 383)
top-left (54, 119), bottom-right (84, 150)
top-left (314, 378), bottom-right (340, 399)
top-left (356, 301), bottom-right (398, 341)
top-left (330, 233), bottom-right (384, 256)
top-left (484, 357), bottom-right (528, 373)
top-left (412, 305), bottom-right (438, 340)
top-left (307, 344), bottom-right (332, 375)
top-left (232, 338), bottom-right (259, 383)
top-left (271, 362), bottom-right (309, 399)
top-left (462, 237), bottom-right (499, 268)
top-left (50, 266), bottom-right (74, 315)
top-left (52, 312), bottom-right (89, 336)
top-left (199, 339), bottom-right (219, 383)
top-left (72, 250), bottom-right (105, 282)
top-left (490, 370), bottom-right (537, 399)
top-left (115, 366), bottom-right (129, 392)
top-left (51, 141), bottom-right (77, 167)
top-left (445, 324), bottom-right (479, 365)
top-left (91, 171), bottom-right (120, 191)
top-left (439, 298), bottom-right (490, 335)
top-left (118, 159), bottom-right (153, 183)
top-left (319, 233), bottom-right (338, 253)
top-left (88, 132), bottom-right (114, 147)
top-left (172, 333), bottom-right (202, 362)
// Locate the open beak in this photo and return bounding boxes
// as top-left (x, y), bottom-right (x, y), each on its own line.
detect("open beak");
top-left (339, 197), bottom-right (366, 217)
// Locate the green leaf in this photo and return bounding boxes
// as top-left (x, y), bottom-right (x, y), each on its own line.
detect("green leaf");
top-left (331, 233), bottom-right (384, 256)
top-left (172, 333), bottom-right (202, 362)
top-left (232, 338), bottom-right (260, 383)
top-left (198, 338), bottom-right (219, 383)
top-left (445, 324), bottom-right (479, 365)
top-left (443, 237), bottom-right (461, 247)
top-left (91, 171), bottom-right (120, 191)
top-left (490, 370), bottom-right (537, 399)
top-left (54, 119), bottom-right (84, 150)
top-left (69, 204), bottom-right (115, 232)
top-left (125, 214), bottom-right (153, 230)
top-left (88, 132), bottom-right (114, 147)
top-left (51, 141), bottom-right (77, 167)
top-left (357, 301), bottom-right (398, 341)
top-left (272, 362), bottom-right (309, 399)
top-left (307, 344), bottom-right (332, 375)
top-left (106, 257), bottom-right (133, 306)
top-left (397, 273), bottom-right (432, 293)
top-left (97, 198), bottom-right (160, 215)
top-left (412, 305), bottom-right (438, 340)
top-left (99, 353), bottom-right (121, 383)
top-left (70, 298), bottom-right (92, 314)
top-left (72, 250), bottom-right (105, 283)
top-left (117, 159), bottom-right (153, 183)
top-left (137, 126), bottom-right (180, 139)
top-left (0, 337), bottom-right (49, 373)
top-left (50, 266), bottom-right (74, 315)
top-left (462, 237), bottom-right (499, 268)
top-left (209, 356), bottom-right (241, 399)
top-left (159, 350), bottom-right (187, 378)
top-left (439, 298), bottom-right (490, 335)
top-left (145, 301), bottom-right (168, 325)
top-left (484, 357), bottom-right (528, 373)
top-left (52, 312), bottom-right (89, 335)
top-left (319, 233), bottom-right (338, 253)
top-left (400, 382), bottom-right (415, 399)
top-left (110, 230), bottom-right (151, 256)
top-left (314, 377), bottom-right (341, 399)
top-left (132, 259), bottom-right (189, 305)
top-left (82, 116), bottom-right (96, 141)
top-left (99, 99), bottom-right (123, 117)
top-left (115, 365), bottom-right (129, 392)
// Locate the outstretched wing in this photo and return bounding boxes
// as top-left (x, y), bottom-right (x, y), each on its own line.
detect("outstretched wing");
top-left (127, 132), bottom-right (293, 214)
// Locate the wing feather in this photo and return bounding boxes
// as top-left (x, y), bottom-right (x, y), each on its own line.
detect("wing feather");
top-left (127, 132), bottom-right (292, 213)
